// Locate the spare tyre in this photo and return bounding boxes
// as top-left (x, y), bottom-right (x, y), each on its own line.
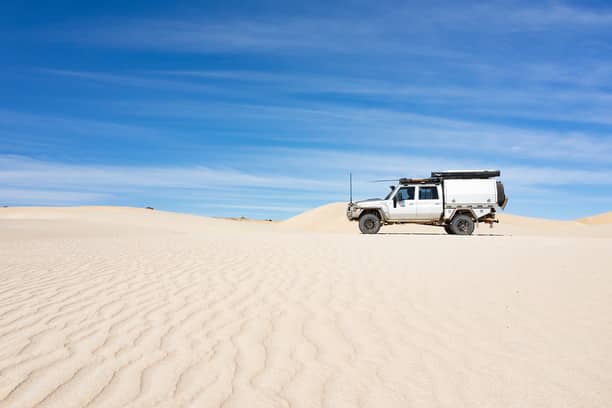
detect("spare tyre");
top-left (496, 181), bottom-right (506, 207)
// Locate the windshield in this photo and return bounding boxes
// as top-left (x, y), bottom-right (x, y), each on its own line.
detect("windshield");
top-left (384, 185), bottom-right (396, 200)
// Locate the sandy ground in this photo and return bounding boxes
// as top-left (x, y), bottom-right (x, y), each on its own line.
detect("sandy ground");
top-left (1, 205), bottom-right (612, 407)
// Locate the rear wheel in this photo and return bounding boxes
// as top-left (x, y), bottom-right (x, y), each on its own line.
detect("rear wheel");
top-left (450, 214), bottom-right (475, 235)
top-left (359, 213), bottom-right (381, 234)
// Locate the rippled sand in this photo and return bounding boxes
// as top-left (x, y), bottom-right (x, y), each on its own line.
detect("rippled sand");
top-left (1, 206), bottom-right (611, 407)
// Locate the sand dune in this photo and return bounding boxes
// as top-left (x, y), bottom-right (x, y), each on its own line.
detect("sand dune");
top-left (1, 206), bottom-right (612, 407)
top-left (283, 202), bottom-right (612, 237)
top-left (282, 203), bottom-right (355, 233)
top-left (577, 211), bottom-right (612, 225)
top-left (281, 203), bottom-right (450, 235)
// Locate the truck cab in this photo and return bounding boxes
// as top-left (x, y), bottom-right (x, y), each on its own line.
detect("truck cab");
top-left (386, 184), bottom-right (442, 221)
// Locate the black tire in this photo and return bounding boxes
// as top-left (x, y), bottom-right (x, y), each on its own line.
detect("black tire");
top-left (450, 214), bottom-right (475, 235)
top-left (444, 224), bottom-right (454, 235)
top-left (359, 213), bottom-right (381, 234)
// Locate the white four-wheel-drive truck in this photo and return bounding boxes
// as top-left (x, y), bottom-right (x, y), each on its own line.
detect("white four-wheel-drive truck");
top-left (347, 170), bottom-right (508, 235)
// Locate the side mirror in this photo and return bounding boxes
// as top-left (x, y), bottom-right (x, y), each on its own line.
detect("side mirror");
top-left (393, 194), bottom-right (400, 207)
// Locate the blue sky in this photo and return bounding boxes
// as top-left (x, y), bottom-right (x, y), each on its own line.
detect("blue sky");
top-left (2, 0), bottom-right (612, 220)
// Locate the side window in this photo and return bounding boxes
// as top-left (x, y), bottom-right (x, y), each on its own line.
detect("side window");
top-left (419, 186), bottom-right (439, 200)
top-left (397, 187), bottom-right (415, 201)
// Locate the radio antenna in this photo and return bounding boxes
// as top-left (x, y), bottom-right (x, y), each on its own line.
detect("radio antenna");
top-left (349, 172), bottom-right (353, 203)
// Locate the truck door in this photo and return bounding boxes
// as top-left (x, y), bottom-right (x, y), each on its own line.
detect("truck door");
top-left (416, 185), bottom-right (442, 219)
top-left (388, 186), bottom-right (417, 220)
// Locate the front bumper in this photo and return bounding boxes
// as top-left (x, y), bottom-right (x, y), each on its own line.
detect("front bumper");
top-left (346, 204), bottom-right (362, 220)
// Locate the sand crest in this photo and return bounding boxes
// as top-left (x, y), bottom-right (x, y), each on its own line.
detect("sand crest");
top-left (577, 211), bottom-right (612, 225)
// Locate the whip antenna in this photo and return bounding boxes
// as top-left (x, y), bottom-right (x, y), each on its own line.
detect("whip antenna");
top-left (349, 172), bottom-right (353, 203)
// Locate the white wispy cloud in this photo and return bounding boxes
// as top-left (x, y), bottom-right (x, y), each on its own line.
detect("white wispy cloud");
top-left (37, 69), bottom-right (219, 94)
top-left (39, 67), bottom-right (612, 130)
top-left (507, 3), bottom-right (612, 28)
top-left (222, 147), bottom-right (612, 187)
top-left (5, 90), bottom-right (612, 165)
top-left (0, 155), bottom-right (339, 192)
top-left (397, 2), bottom-right (612, 32)
top-left (46, 2), bottom-right (612, 57)
top-left (0, 109), bottom-right (171, 144)
top-left (148, 66), bottom-right (612, 103)
top-left (57, 16), bottom-right (427, 56)
top-left (0, 155), bottom-right (348, 215)
top-left (87, 99), bottom-right (612, 164)
top-left (0, 188), bottom-right (108, 205)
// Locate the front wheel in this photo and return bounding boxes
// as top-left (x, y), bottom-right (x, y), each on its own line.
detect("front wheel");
top-left (450, 214), bottom-right (475, 235)
top-left (444, 224), bottom-right (454, 235)
top-left (359, 213), bottom-right (381, 234)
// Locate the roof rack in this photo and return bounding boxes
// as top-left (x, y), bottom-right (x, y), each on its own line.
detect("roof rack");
top-left (398, 177), bottom-right (439, 184)
top-left (430, 170), bottom-right (500, 179)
